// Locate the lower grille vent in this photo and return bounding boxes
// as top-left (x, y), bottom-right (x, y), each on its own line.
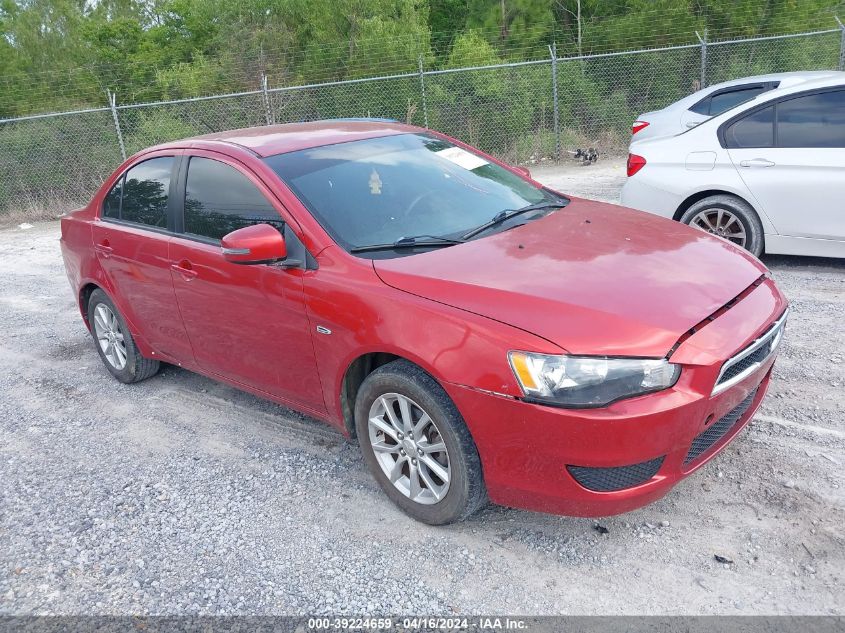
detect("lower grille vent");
top-left (567, 456), bottom-right (665, 492)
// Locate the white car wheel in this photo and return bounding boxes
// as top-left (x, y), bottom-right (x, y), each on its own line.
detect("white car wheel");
top-left (680, 195), bottom-right (764, 257)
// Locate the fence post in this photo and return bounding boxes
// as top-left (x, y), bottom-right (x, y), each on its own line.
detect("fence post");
top-left (696, 29), bottom-right (708, 88)
top-left (836, 17), bottom-right (845, 71)
top-left (108, 90), bottom-right (127, 161)
top-left (418, 54), bottom-right (429, 128)
top-left (261, 74), bottom-right (273, 126)
top-left (549, 42), bottom-right (560, 161)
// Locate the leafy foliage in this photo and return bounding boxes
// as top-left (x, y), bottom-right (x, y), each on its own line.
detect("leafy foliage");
top-left (1, 0), bottom-right (843, 118)
top-left (1, 0), bottom-right (843, 216)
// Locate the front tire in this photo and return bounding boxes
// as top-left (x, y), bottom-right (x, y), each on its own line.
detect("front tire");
top-left (355, 360), bottom-right (486, 525)
top-left (680, 194), bottom-right (764, 257)
top-left (87, 289), bottom-right (160, 384)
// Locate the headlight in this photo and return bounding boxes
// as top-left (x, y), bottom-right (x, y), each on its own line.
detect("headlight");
top-left (508, 351), bottom-right (680, 408)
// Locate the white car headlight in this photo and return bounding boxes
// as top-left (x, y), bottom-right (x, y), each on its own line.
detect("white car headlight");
top-left (508, 352), bottom-right (680, 408)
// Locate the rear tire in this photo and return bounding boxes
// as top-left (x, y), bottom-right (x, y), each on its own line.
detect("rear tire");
top-left (679, 194), bottom-right (764, 257)
top-left (355, 359), bottom-right (486, 525)
top-left (87, 289), bottom-right (160, 384)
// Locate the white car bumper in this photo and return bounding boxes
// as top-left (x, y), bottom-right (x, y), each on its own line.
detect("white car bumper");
top-left (619, 177), bottom-right (682, 220)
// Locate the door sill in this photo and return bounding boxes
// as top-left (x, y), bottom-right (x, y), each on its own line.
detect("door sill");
top-left (765, 234), bottom-right (845, 258)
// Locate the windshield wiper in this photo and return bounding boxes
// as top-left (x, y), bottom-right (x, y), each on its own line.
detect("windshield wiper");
top-left (460, 200), bottom-right (566, 240)
top-left (350, 234), bottom-right (466, 254)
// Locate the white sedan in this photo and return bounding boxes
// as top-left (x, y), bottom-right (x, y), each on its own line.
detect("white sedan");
top-left (630, 70), bottom-right (840, 141)
top-left (621, 73), bottom-right (845, 258)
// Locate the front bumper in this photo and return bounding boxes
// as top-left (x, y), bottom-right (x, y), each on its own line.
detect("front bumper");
top-left (444, 278), bottom-right (786, 518)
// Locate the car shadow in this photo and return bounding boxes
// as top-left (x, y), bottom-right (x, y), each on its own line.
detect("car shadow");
top-left (763, 253), bottom-right (845, 272)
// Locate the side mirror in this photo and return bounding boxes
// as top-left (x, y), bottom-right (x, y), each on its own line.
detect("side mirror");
top-left (514, 166), bottom-right (532, 179)
top-left (221, 223), bottom-right (287, 265)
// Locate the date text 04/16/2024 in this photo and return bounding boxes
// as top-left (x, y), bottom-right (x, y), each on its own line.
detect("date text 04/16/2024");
top-left (306, 617), bottom-right (528, 630)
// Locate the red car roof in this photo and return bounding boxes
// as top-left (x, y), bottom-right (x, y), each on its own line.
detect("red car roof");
top-left (155, 119), bottom-right (419, 157)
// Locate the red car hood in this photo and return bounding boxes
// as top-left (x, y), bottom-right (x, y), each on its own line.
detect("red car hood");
top-left (373, 198), bottom-right (768, 357)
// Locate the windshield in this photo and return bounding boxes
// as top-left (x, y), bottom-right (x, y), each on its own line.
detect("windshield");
top-left (263, 133), bottom-right (566, 257)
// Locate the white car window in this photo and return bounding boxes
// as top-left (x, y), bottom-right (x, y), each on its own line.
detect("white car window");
top-left (777, 90), bottom-right (845, 148)
top-left (708, 87), bottom-right (768, 116)
top-left (689, 84), bottom-right (773, 116)
top-left (724, 105), bottom-right (774, 148)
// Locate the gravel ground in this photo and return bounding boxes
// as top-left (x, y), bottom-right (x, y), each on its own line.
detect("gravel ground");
top-left (0, 163), bottom-right (843, 615)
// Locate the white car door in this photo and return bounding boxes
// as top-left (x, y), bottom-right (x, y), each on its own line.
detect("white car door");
top-left (724, 88), bottom-right (845, 240)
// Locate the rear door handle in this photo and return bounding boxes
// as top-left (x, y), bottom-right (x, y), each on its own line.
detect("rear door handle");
top-left (739, 158), bottom-right (775, 168)
top-left (171, 261), bottom-right (198, 281)
top-left (94, 240), bottom-right (113, 258)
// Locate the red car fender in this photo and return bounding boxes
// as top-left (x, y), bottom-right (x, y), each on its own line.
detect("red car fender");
top-left (304, 246), bottom-right (564, 432)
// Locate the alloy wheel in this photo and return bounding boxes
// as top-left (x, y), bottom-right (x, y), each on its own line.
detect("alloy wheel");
top-left (689, 208), bottom-right (747, 247)
top-left (367, 393), bottom-right (451, 505)
top-left (93, 303), bottom-right (127, 370)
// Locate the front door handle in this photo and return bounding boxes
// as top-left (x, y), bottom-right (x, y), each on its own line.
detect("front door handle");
top-left (171, 260), bottom-right (198, 281)
top-left (94, 240), bottom-right (113, 258)
top-left (739, 158), bottom-right (776, 168)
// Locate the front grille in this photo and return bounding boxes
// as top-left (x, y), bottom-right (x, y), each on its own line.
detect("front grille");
top-left (719, 344), bottom-right (771, 384)
top-left (567, 456), bottom-right (665, 492)
top-left (713, 308), bottom-right (788, 394)
top-left (684, 387), bottom-right (757, 466)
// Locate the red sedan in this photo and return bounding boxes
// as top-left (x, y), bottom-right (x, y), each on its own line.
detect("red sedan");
top-left (60, 119), bottom-right (788, 524)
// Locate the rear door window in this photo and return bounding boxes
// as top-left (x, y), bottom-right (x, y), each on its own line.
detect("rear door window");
top-left (118, 157), bottom-right (174, 228)
top-left (776, 90), bottom-right (845, 148)
top-left (183, 157), bottom-right (282, 241)
top-left (724, 105), bottom-right (775, 148)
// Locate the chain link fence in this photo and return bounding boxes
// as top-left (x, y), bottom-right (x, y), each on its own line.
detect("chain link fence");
top-left (1, 27), bottom-right (843, 218)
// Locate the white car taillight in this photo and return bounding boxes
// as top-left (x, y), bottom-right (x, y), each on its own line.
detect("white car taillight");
top-left (627, 154), bottom-right (647, 177)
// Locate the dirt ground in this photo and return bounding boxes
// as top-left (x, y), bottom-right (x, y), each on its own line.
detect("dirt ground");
top-left (0, 161), bottom-right (843, 615)
top-left (531, 157), bottom-right (629, 203)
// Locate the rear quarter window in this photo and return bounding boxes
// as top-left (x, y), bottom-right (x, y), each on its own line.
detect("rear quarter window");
top-left (690, 84), bottom-right (773, 116)
top-left (688, 99), bottom-right (711, 115)
top-left (708, 86), bottom-right (768, 116)
top-left (103, 178), bottom-right (122, 219)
